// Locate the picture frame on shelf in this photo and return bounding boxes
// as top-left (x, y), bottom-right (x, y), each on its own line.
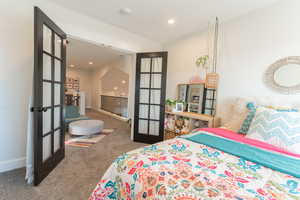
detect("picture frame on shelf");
top-left (192, 95), bottom-right (200, 103)
top-left (174, 103), bottom-right (184, 112)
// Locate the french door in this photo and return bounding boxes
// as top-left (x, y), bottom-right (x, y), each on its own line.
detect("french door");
top-left (134, 52), bottom-right (168, 144)
top-left (32, 7), bottom-right (67, 185)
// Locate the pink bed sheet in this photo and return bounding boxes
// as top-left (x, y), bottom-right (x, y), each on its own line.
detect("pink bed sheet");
top-left (196, 128), bottom-right (300, 158)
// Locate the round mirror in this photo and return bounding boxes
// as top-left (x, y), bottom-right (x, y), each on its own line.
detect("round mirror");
top-left (265, 57), bottom-right (300, 94)
top-left (274, 64), bottom-right (300, 87)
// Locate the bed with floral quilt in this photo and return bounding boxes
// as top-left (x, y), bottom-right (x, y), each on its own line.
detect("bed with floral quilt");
top-left (89, 128), bottom-right (300, 200)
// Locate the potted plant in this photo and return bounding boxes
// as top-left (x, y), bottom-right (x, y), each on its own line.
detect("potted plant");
top-left (195, 55), bottom-right (210, 82)
top-left (165, 99), bottom-right (176, 112)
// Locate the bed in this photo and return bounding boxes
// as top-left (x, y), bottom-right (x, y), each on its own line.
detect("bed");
top-left (89, 128), bottom-right (300, 200)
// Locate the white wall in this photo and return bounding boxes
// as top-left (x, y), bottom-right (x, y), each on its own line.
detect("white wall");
top-left (66, 68), bottom-right (93, 108)
top-left (101, 69), bottom-right (129, 97)
top-left (165, 0), bottom-right (300, 125)
top-left (90, 55), bottom-right (133, 111)
top-left (164, 32), bottom-right (210, 99)
top-left (0, 0), bottom-right (161, 172)
top-left (217, 0), bottom-right (300, 124)
top-left (0, 1), bottom-right (34, 172)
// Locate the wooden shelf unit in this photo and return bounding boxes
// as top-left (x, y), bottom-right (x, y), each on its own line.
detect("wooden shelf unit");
top-left (164, 111), bottom-right (219, 140)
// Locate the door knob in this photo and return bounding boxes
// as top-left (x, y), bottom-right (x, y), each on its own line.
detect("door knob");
top-left (31, 107), bottom-right (48, 112)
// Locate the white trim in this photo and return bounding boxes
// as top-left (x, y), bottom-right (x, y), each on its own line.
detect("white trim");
top-left (0, 157), bottom-right (26, 173)
top-left (94, 109), bottom-right (129, 122)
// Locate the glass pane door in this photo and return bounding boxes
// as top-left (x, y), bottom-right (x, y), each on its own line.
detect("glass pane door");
top-left (134, 52), bottom-right (168, 144)
top-left (41, 25), bottom-right (64, 162)
top-left (33, 7), bottom-right (66, 185)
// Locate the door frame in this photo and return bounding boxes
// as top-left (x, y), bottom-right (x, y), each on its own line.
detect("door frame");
top-left (133, 52), bottom-right (168, 144)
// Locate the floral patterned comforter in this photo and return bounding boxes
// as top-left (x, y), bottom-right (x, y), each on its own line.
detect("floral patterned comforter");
top-left (89, 131), bottom-right (300, 200)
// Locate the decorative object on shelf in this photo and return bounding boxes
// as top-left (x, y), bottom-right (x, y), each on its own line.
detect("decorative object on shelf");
top-left (196, 55), bottom-right (209, 68)
top-left (178, 85), bottom-right (188, 102)
top-left (192, 119), bottom-right (208, 129)
top-left (178, 83), bottom-right (205, 114)
top-left (65, 94), bottom-right (80, 106)
top-left (182, 118), bottom-right (190, 134)
top-left (193, 120), bottom-right (201, 128)
top-left (175, 102), bottom-right (184, 112)
top-left (203, 88), bottom-right (217, 116)
top-left (166, 99), bottom-right (186, 112)
top-left (164, 111), bottom-right (219, 140)
top-left (65, 77), bottom-right (80, 92)
top-left (195, 55), bottom-right (209, 82)
top-left (176, 83), bottom-right (217, 116)
top-left (174, 117), bottom-right (190, 135)
top-left (192, 95), bottom-right (200, 102)
top-left (165, 114), bottom-right (175, 131)
top-left (174, 118), bottom-right (184, 134)
top-left (165, 99), bottom-right (176, 112)
top-left (188, 103), bottom-right (199, 113)
top-left (205, 73), bottom-right (219, 89)
top-left (189, 75), bottom-right (204, 84)
top-left (264, 56), bottom-right (300, 94)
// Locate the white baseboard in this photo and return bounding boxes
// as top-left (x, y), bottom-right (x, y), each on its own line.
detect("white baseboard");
top-left (95, 109), bottom-right (129, 122)
top-left (0, 157), bottom-right (26, 173)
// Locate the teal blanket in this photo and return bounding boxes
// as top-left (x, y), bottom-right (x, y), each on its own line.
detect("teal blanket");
top-left (184, 133), bottom-right (300, 178)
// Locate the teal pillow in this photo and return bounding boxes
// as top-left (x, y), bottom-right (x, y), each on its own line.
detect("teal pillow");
top-left (239, 103), bottom-right (256, 135)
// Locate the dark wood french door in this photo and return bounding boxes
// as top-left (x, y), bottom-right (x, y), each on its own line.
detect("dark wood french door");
top-left (134, 52), bottom-right (168, 144)
top-left (32, 7), bottom-right (67, 185)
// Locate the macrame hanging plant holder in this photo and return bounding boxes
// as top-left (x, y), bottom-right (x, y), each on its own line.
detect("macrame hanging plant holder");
top-left (205, 17), bottom-right (219, 89)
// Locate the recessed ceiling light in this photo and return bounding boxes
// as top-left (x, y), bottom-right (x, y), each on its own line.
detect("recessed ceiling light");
top-left (113, 86), bottom-right (118, 90)
top-left (69, 64), bottom-right (75, 68)
top-left (89, 61), bottom-right (93, 65)
top-left (121, 80), bottom-right (126, 84)
top-left (120, 8), bottom-right (132, 15)
top-left (168, 18), bottom-right (175, 25)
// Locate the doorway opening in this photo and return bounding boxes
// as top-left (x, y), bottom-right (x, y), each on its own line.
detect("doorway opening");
top-left (64, 36), bottom-right (134, 142)
top-left (65, 37), bottom-right (133, 120)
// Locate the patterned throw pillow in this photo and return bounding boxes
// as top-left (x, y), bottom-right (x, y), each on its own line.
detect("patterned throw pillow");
top-left (238, 103), bottom-right (256, 135)
top-left (246, 107), bottom-right (300, 154)
top-left (238, 103), bottom-right (298, 135)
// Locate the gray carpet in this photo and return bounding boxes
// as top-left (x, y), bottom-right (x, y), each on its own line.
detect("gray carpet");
top-left (0, 110), bottom-right (145, 200)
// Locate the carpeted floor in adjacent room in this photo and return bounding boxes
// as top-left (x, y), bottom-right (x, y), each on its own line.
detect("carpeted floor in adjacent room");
top-left (0, 110), bottom-right (146, 200)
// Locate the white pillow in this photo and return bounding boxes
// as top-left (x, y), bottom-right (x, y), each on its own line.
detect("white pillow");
top-left (222, 98), bottom-right (249, 132)
top-left (246, 107), bottom-right (300, 154)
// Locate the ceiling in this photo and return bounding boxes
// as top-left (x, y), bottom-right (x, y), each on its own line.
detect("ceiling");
top-left (67, 37), bottom-right (125, 70)
top-left (52, 0), bottom-right (280, 44)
